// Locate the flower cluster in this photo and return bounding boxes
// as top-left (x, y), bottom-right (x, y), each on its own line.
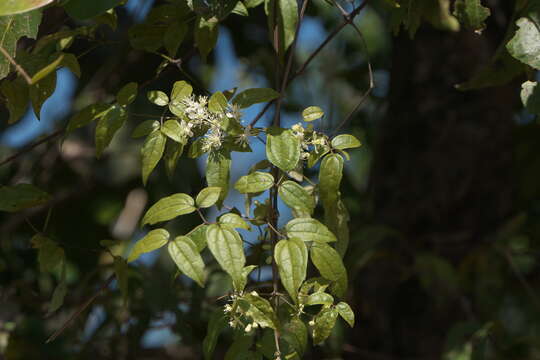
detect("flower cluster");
top-left (178, 95), bottom-right (243, 152)
top-left (291, 122), bottom-right (329, 160)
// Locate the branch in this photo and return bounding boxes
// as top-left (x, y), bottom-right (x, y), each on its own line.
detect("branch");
top-left (0, 129), bottom-right (65, 168)
top-left (248, 0), bottom-right (370, 128)
top-left (0, 45), bottom-right (32, 84)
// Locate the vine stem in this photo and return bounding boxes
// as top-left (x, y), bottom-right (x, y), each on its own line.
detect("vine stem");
top-left (248, 0), bottom-right (370, 128)
top-left (0, 45), bottom-right (32, 84)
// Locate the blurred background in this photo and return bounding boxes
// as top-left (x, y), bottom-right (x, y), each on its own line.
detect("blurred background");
top-left (1, 0), bottom-right (539, 359)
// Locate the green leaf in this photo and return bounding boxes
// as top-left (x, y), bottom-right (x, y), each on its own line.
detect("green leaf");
top-left (67, 103), bottom-right (111, 133)
top-left (208, 91), bottom-right (229, 113)
top-left (305, 292), bottom-right (334, 306)
top-left (141, 193), bottom-right (196, 226)
top-left (0, 11), bottom-right (41, 79)
top-left (278, 180), bottom-right (315, 216)
top-left (310, 243), bottom-right (346, 282)
top-left (507, 10), bottom-right (540, 70)
top-left (29, 70), bottom-right (55, 119)
top-left (188, 138), bottom-right (208, 158)
top-left (336, 302), bottom-right (354, 327)
top-left (161, 120), bottom-right (185, 143)
top-left (63, 0), bottom-right (123, 20)
top-left (48, 280), bottom-right (67, 314)
top-left (116, 82), bottom-right (138, 106)
top-left (453, 0), bottom-right (490, 32)
top-left (132, 120), bottom-right (160, 138)
top-left (164, 139), bottom-right (184, 178)
top-left (274, 238), bottom-right (307, 303)
top-left (169, 80), bottom-right (193, 116)
top-left (168, 236), bottom-right (206, 287)
top-left (312, 307), bottom-right (338, 345)
top-left (307, 145), bottom-right (329, 168)
top-left (147, 90), bottom-right (169, 106)
top-left (196, 186), bottom-right (222, 208)
top-left (113, 257), bottom-right (129, 305)
top-left (302, 106), bottom-right (324, 122)
top-left (331, 134), bottom-right (361, 150)
top-left (206, 224), bottom-right (246, 290)
top-left (521, 81), bottom-right (540, 115)
top-left (164, 21), bottom-right (187, 56)
top-left (265, 0), bottom-right (298, 52)
top-left (206, 151), bottom-right (231, 207)
top-left (95, 105), bottom-right (127, 158)
top-left (319, 153), bottom-right (343, 216)
top-left (141, 130), bottom-right (166, 185)
top-left (283, 317), bottom-right (308, 357)
top-left (128, 228), bottom-right (169, 262)
top-left (219, 213), bottom-right (251, 230)
top-left (30, 53), bottom-right (64, 84)
top-left (232, 87), bottom-right (280, 108)
top-left (129, 23), bottom-right (165, 52)
top-left (34, 235), bottom-right (64, 273)
top-left (243, 292), bottom-right (279, 329)
top-left (0, 0), bottom-right (53, 16)
top-left (187, 224), bottom-right (208, 252)
top-left (232, 1), bottom-right (249, 16)
top-left (0, 184), bottom-right (50, 212)
top-left (285, 218), bottom-right (337, 243)
top-left (195, 16), bottom-right (219, 60)
top-left (203, 311), bottom-right (228, 360)
top-left (266, 127), bottom-right (300, 171)
top-left (59, 53), bottom-right (80, 77)
top-left (234, 171), bottom-right (274, 193)
top-left (0, 78), bottom-right (28, 124)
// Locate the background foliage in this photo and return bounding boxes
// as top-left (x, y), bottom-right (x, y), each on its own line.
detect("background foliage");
top-left (1, 0), bottom-right (540, 359)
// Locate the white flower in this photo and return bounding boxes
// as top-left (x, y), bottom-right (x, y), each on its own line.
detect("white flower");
top-left (223, 304), bottom-right (233, 313)
top-left (244, 324), bottom-right (252, 333)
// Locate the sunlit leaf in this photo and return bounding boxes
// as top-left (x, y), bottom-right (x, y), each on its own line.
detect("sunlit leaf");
top-left (219, 213), bottom-right (251, 230)
top-left (275, 237), bottom-right (307, 303)
top-left (168, 236), bottom-right (206, 287)
top-left (128, 228), bottom-right (169, 262)
top-left (312, 307), bottom-right (338, 345)
top-left (266, 127), bottom-right (300, 171)
top-left (283, 317), bottom-right (308, 357)
top-left (161, 120), bottom-right (184, 143)
top-left (507, 10), bottom-right (540, 70)
top-left (0, 184), bottom-right (50, 212)
top-left (206, 224), bottom-right (246, 290)
top-left (169, 80), bottom-right (193, 116)
top-left (208, 91), bottom-right (229, 113)
top-left (453, 0), bottom-right (490, 33)
top-left (242, 292), bottom-right (279, 329)
top-left (232, 87), bottom-right (280, 108)
top-left (302, 106), bottom-right (324, 122)
top-left (520, 80), bottom-right (540, 115)
top-left (141, 193), bottom-right (196, 226)
top-left (147, 90), bottom-right (169, 106)
top-left (164, 139), bottom-right (184, 178)
top-left (336, 302), bottom-right (354, 327)
top-left (0, 0), bottom-right (54, 16)
top-left (187, 224), bottom-right (209, 252)
top-left (310, 243), bottom-right (346, 282)
top-left (0, 11), bottom-right (41, 79)
top-left (141, 130), bottom-right (166, 185)
top-left (305, 292), bottom-right (334, 306)
top-left (331, 134), bottom-right (361, 150)
top-left (265, 0), bottom-right (298, 52)
top-left (234, 171), bottom-right (274, 193)
top-left (196, 186), bottom-right (222, 208)
top-left (278, 180), bottom-right (315, 216)
top-left (285, 218), bottom-right (337, 243)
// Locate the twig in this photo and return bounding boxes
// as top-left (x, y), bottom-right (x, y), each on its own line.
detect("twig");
top-left (0, 45), bottom-right (32, 84)
top-left (0, 129), bottom-right (65, 167)
top-left (46, 274), bottom-right (115, 343)
top-left (248, 0), bottom-right (370, 128)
